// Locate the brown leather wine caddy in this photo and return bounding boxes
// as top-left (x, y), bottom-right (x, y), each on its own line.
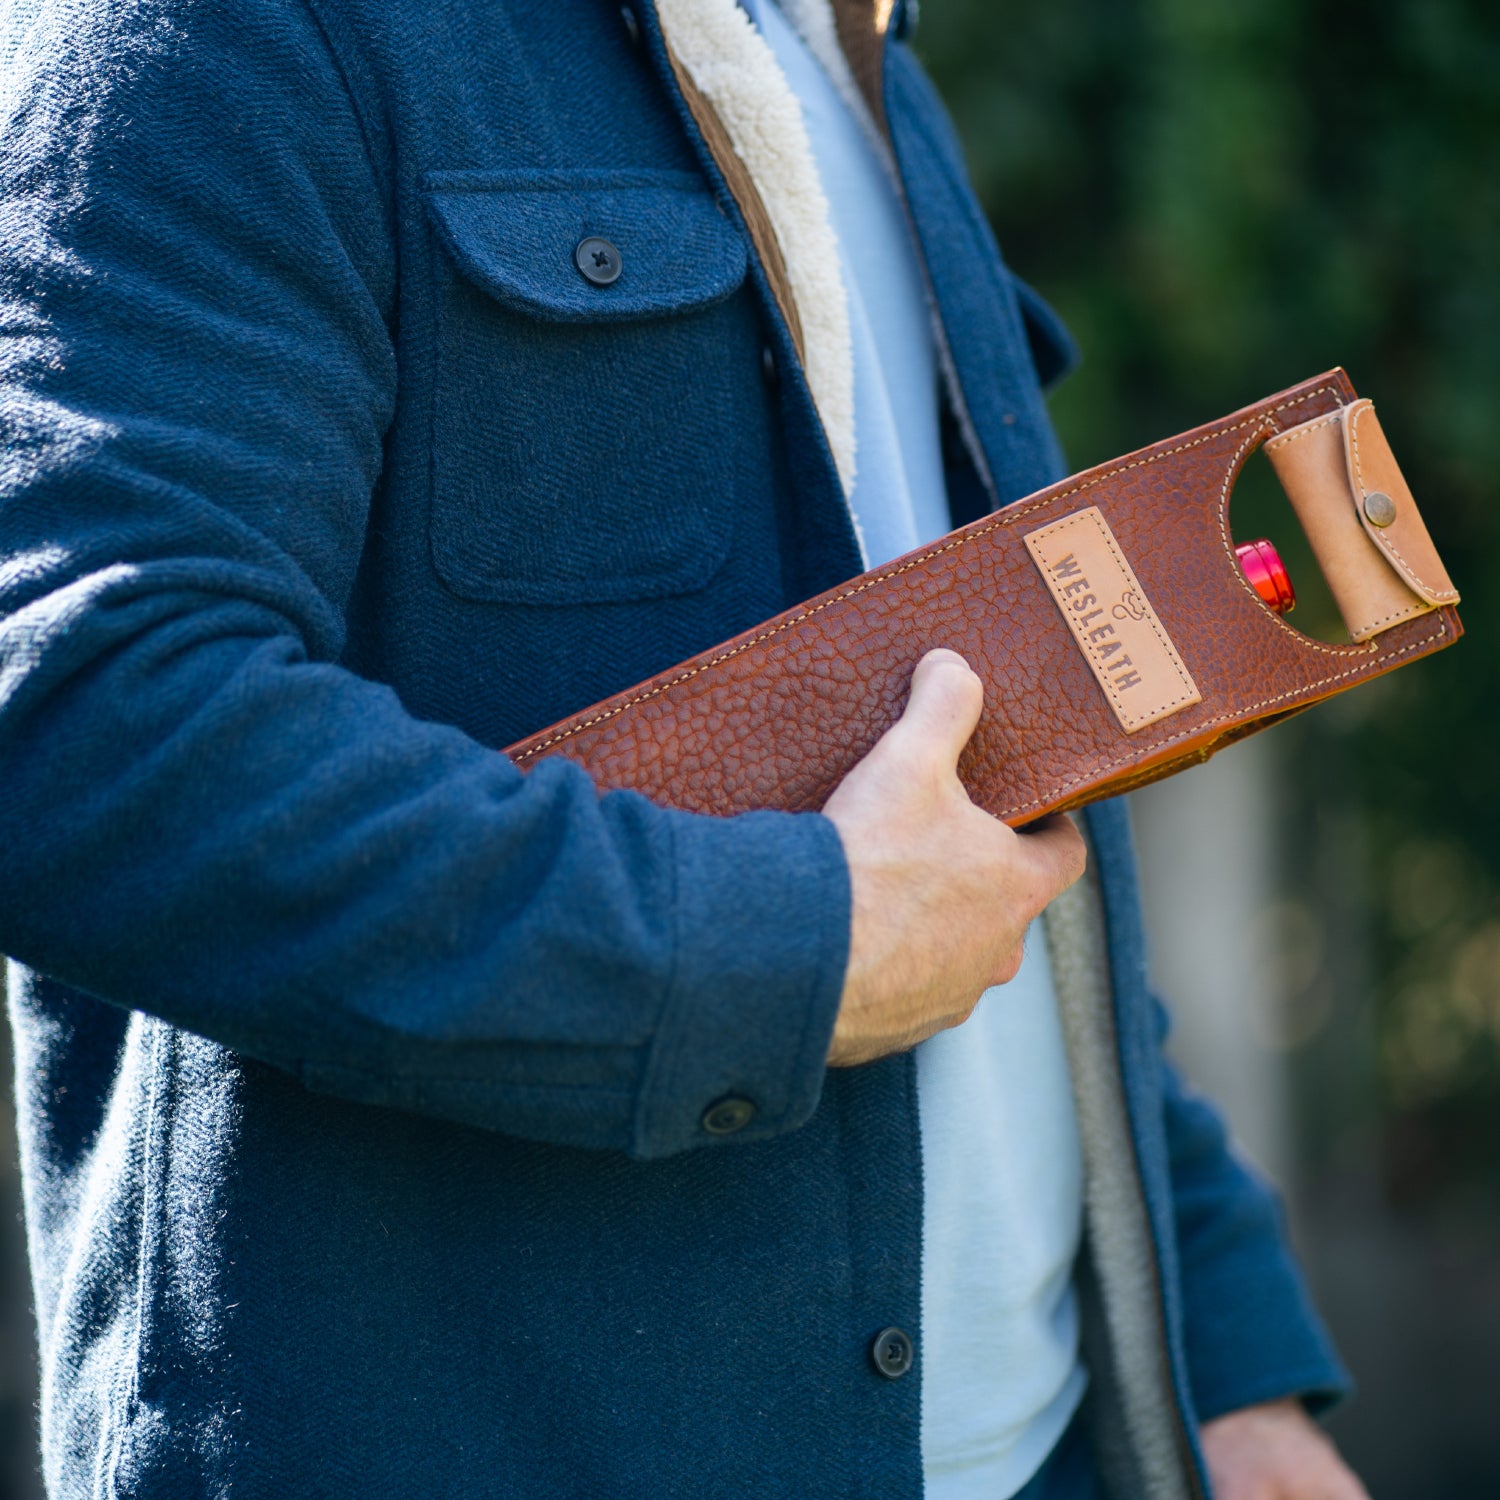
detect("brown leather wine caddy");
top-left (505, 371), bottom-right (1462, 826)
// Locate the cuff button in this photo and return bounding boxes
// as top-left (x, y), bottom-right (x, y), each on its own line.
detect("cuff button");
top-left (701, 1096), bottom-right (757, 1135)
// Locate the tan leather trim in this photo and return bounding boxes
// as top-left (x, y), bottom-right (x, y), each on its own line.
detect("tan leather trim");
top-left (665, 41), bottom-right (807, 367)
top-left (1342, 399), bottom-right (1460, 606)
top-left (828, 0), bottom-right (895, 134)
top-left (1265, 405), bottom-right (1457, 642)
top-left (1025, 506), bottom-right (1202, 734)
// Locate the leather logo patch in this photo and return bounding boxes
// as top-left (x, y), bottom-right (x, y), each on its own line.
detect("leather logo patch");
top-left (1024, 506), bottom-right (1201, 734)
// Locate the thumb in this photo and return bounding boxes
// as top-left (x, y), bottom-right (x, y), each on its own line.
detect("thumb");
top-left (891, 649), bottom-right (985, 774)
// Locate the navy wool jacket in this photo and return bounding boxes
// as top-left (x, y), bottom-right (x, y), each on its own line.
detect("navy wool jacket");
top-left (0, 0), bottom-right (1347, 1495)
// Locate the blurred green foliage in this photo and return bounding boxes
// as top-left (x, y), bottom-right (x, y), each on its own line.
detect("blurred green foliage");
top-left (918, 0), bottom-right (1500, 1196)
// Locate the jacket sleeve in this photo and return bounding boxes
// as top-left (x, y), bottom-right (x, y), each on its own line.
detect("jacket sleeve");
top-left (0, 0), bottom-right (849, 1159)
top-left (1159, 1039), bottom-right (1353, 1421)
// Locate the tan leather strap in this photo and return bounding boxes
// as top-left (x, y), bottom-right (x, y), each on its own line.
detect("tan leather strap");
top-left (1264, 399), bottom-right (1459, 642)
top-left (828, 0), bottom-right (896, 133)
top-left (664, 41), bottom-right (807, 367)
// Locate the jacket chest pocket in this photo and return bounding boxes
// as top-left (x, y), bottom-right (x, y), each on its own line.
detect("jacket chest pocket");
top-left (423, 169), bottom-right (751, 605)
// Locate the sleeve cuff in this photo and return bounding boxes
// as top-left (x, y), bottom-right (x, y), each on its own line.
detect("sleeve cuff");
top-left (1181, 1231), bottom-right (1353, 1422)
top-left (629, 806), bottom-right (850, 1159)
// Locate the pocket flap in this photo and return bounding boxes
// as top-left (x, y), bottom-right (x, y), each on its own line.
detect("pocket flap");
top-left (424, 169), bottom-right (749, 322)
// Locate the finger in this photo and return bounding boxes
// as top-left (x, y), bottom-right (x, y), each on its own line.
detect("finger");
top-left (1014, 813), bottom-right (1088, 897)
top-left (890, 649), bottom-right (984, 772)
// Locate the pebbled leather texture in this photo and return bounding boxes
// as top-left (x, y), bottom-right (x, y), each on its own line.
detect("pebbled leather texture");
top-left (506, 371), bottom-right (1464, 826)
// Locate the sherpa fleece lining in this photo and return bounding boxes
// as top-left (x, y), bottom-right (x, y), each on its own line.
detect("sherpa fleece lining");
top-left (656, 0), bottom-right (860, 526)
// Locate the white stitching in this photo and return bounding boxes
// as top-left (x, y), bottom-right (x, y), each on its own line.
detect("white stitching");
top-left (1262, 410), bottom-right (1341, 450)
top-left (1029, 510), bottom-right (1198, 726)
top-left (1212, 420), bottom-right (1370, 657)
top-left (1351, 599), bottom-right (1431, 639)
top-left (513, 384), bottom-right (1345, 764)
top-left (996, 616), bottom-right (1455, 820)
top-left (1257, 403), bottom-right (1451, 637)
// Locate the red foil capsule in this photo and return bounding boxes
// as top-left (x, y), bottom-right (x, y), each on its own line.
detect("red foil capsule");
top-left (1235, 538), bottom-right (1296, 615)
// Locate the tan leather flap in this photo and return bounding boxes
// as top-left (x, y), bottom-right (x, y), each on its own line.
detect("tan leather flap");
top-left (1342, 399), bottom-right (1459, 607)
top-left (1264, 401), bottom-right (1459, 643)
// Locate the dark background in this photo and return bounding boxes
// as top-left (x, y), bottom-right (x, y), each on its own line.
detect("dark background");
top-left (3, 0), bottom-right (1497, 1494)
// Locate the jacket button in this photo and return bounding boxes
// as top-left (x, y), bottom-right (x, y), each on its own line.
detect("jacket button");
top-left (870, 1327), bottom-right (914, 1379)
top-left (620, 4), bottom-right (642, 48)
top-left (761, 344), bottom-right (778, 386)
top-left (575, 237), bottom-right (623, 286)
top-left (701, 1096), bottom-right (757, 1135)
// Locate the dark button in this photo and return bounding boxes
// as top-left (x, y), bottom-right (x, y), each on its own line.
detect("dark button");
top-left (620, 5), bottom-right (641, 49)
top-left (701, 1096), bottom-right (757, 1135)
top-left (761, 344), bottom-right (778, 386)
top-left (575, 237), bottom-right (623, 287)
top-left (871, 1326), bottom-right (915, 1379)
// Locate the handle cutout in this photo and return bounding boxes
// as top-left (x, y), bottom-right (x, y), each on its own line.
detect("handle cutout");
top-left (1228, 445), bottom-right (1350, 644)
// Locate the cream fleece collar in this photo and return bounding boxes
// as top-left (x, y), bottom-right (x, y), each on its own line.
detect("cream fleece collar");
top-left (655, 0), bottom-right (860, 519)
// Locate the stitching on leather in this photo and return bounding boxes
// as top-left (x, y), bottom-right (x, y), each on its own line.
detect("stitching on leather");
top-left (1028, 510), bottom-right (1199, 727)
top-left (1349, 403), bottom-right (1454, 597)
top-left (1257, 402), bottom-right (1446, 637)
top-left (1262, 411), bottom-right (1341, 450)
top-left (1347, 404), bottom-right (1459, 602)
top-left (1213, 421), bottom-right (1367, 658)
top-left (513, 384), bottom-right (1344, 763)
top-left (998, 615), bottom-right (1454, 820)
top-left (1351, 599), bottom-right (1431, 639)
top-left (1260, 386), bottom-right (1345, 436)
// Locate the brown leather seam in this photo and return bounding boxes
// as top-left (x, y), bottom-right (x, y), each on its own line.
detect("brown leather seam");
top-left (1030, 511), bottom-right (1199, 720)
top-left (996, 616), bottom-right (1454, 821)
top-left (1347, 404), bottom-right (1459, 601)
top-left (512, 384), bottom-right (1345, 764)
top-left (1211, 421), bottom-right (1379, 657)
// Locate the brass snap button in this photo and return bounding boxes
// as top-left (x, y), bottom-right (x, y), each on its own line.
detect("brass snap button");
top-left (1363, 491), bottom-right (1397, 528)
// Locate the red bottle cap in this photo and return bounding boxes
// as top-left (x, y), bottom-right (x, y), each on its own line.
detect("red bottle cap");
top-left (1235, 538), bottom-right (1296, 615)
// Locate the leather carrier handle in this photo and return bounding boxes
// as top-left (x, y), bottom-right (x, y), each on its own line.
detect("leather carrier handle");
top-left (1264, 398), bottom-right (1459, 642)
top-left (505, 371), bottom-right (1463, 826)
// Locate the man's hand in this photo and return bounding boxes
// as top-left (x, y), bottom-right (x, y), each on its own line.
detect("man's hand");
top-left (1201, 1399), bottom-right (1371, 1500)
top-left (822, 648), bottom-right (1087, 1067)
